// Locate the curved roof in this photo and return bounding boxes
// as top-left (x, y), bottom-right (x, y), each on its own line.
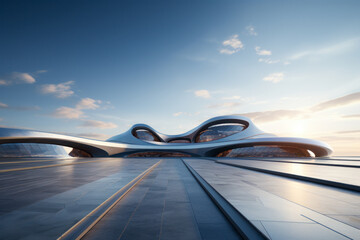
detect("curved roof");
top-left (0, 115), bottom-right (333, 157)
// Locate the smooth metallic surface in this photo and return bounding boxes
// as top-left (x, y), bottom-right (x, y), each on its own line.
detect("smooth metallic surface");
top-left (0, 115), bottom-right (333, 157)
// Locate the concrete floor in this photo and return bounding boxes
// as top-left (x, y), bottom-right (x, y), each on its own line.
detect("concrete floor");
top-left (0, 157), bottom-right (359, 240)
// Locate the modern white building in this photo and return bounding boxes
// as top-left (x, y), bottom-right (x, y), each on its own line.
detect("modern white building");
top-left (0, 115), bottom-right (332, 158)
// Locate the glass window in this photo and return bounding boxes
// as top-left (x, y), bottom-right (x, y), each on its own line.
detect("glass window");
top-left (216, 145), bottom-right (311, 158)
top-left (133, 129), bottom-right (161, 142)
top-left (195, 123), bottom-right (244, 143)
top-left (0, 143), bottom-right (91, 158)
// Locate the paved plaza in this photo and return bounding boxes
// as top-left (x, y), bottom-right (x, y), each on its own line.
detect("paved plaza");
top-left (0, 157), bottom-right (359, 239)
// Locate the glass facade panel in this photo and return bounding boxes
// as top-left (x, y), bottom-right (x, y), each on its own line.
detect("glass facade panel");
top-left (133, 129), bottom-right (161, 142)
top-left (217, 145), bottom-right (311, 158)
top-left (195, 124), bottom-right (244, 143)
top-left (0, 143), bottom-right (91, 158)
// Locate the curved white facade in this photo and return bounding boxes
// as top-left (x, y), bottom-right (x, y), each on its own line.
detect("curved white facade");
top-left (0, 115), bottom-right (333, 157)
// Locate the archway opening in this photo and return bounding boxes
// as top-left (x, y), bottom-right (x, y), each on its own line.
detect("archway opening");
top-left (0, 143), bottom-right (91, 158)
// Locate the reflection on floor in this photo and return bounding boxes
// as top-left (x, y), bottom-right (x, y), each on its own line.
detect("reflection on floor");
top-left (0, 157), bottom-right (359, 240)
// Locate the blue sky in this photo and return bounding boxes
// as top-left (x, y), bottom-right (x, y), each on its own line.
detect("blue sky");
top-left (1, 0), bottom-right (359, 155)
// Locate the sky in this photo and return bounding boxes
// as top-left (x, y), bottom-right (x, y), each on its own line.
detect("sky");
top-left (0, 0), bottom-right (359, 155)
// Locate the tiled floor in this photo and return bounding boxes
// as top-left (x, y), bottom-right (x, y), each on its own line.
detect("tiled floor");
top-left (216, 159), bottom-right (360, 187)
top-left (212, 157), bottom-right (360, 167)
top-left (0, 157), bottom-right (359, 240)
top-left (0, 158), bottom-right (159, 239)
top-left (185, 158), bottom-right (360, 239)
top-left (83, 159), bottom-right (240, 240)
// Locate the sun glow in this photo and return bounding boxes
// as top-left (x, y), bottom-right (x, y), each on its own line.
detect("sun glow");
top-left (291, 120), bottom-right (307, 137)
top-left (262, 119), bottom-right (309, 138)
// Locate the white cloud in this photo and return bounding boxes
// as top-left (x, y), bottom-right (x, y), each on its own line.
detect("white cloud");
top-left (194, 89), bottom-right (211, 98)
top-left (219, 35), bottom-right (244, 55)
top-left (222, 96), bottom-right (242, 100)
top-left (246, 25), bottom-right (257, 36)
top-left (173, 112), bottom-right (192, 117)
top-left (0, 80), bottom-right (8, 85)
top-left (51, 97), bottom-right (103, 120)
top-left (76, 98), bottom-right (101, 110)
top-left (0, 103), bottom-right (39, 111)
top-left (0, 72), bottom-right (36, 85)
top-left (336, 130), bottom-right (360, 134)
top-left (41, 81), bottom-right (74, 98)
top-left (241, 92), bottom-right (360, 122)
top-left (290, 38), bottom-right (360, 60)
top-left (255, 46), bottom-right (271, 56)
top-left (52, 107), bottom-right (83, 119)
top-left (0, 102), bottom-right (8, 108)
top-left (79, 120), bottom-right (117, 129)
top-left (311, 92), bottom-right (360, 112)
top-left (241, 92), bottom-right (360, 123)
top-left (223, 35), bottom-right (243, 49)
top-left (0, 72), bottom-right (40, 86)
top-left (241, 110), bottom-right (305, 123)
top-left (263, 72), bottom-right (284, 83)
top-left (258, 58), bottom-right (280, 64)
top-left (12, 72), bottom-right (36, 84)
top-left (208, 102), bottom-right (241, 108)
top-left (36, 70), bottom-right (48, 74)
top-left (342, 114), bottom-right (360, 119)
top-left (219, 49), bottom-right (237, 55)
